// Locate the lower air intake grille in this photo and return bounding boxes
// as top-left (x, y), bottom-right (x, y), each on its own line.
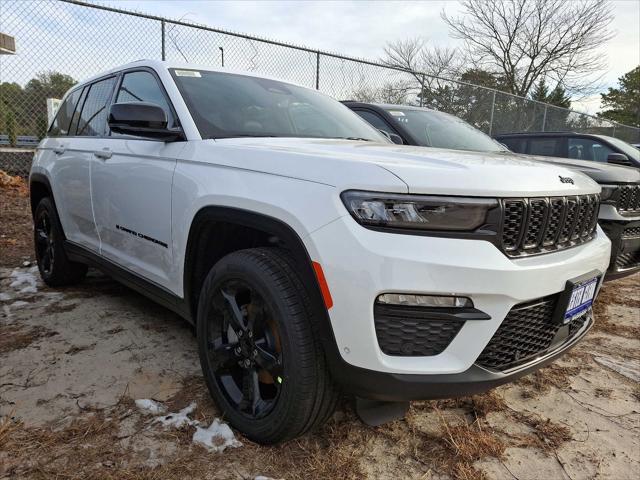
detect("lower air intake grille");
top-left (476, 296), bottom-right (590, 372)
top-left (374, 304), bottom-right (464, 356)
top-left (615, 251), bottom-right (640, 271)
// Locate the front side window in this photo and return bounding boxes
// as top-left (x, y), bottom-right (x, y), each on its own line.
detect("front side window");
top-left (115, 71), bottom-right (176, 128)
top-left (568, 138), bottom-right (614, 162)
top-left (76, 77), bottom-right (117, 137)
top-left (170, 69), bottom-right (385, 142)
top-left (355, 110), bottom-right (397, 136)
top-left (383, 108), bottom-right (507, 153)
top-left (49, 88), bottom-right (81, 136)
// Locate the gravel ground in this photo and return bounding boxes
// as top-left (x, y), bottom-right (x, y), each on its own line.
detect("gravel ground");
top-left (1, 179), bottom-right (639, 480)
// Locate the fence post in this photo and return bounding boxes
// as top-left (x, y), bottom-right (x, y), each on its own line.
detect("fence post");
top-left (315, 51), bottom-right (320, 90)
top-left (542, 105), bottom-right (548, 132)
top-left (419, 74), bottom-right (425, 107)
top-left (488, 90), bottom-right (496, 135)
top-left (612, 123), bottom-right (616, 138)
top-left (161, 19), bottom-right (166, 60)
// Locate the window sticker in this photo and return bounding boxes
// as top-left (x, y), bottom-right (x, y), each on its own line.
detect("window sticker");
top-left (175, 70), bottom-right (201, 77)
top-left (388, 110), bottom-right (406, 117)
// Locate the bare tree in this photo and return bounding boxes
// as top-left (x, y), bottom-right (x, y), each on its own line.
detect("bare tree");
top-left (381, 38), bottom-right (464, 83)
top-left (441, 0), bottom-right (614, 96)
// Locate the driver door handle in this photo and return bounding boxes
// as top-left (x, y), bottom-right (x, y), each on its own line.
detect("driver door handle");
top-left (94, 148), bottom-right (113, 160)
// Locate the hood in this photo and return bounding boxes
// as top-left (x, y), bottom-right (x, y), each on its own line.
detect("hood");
top-left (199, 137), bottom-right (600, 197)
top-left (518, 154), bottom-right (640, 184)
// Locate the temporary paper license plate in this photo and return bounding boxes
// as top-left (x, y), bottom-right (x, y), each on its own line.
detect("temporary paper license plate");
top-left (564, 276), bottom-right (599, 323)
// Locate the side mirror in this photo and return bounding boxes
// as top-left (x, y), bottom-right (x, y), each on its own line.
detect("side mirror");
top-left (108, 102), bottom-right (184, 141)
top-left (606, 152), bottom-right (630, 166)
top-left (378, 129), bottom-right (404, 145)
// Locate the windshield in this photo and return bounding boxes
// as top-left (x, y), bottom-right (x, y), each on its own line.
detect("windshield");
top-left (385, 108), bottom-right (508, 153)
top-left (170, 69), bottom-right (386, 142)
top-left (594, 135), bottom-right (640, 162)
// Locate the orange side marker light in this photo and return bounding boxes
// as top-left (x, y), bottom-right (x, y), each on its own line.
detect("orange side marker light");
top-left (312, 261), bottom-right (333, 310)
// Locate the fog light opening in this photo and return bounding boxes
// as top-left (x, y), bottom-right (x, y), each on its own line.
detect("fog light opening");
top-left (376, 293), bottom-right (473, 308)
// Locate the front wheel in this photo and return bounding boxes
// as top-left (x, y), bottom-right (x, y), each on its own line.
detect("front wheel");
top-left (196, 248), bottom-right (337, 444)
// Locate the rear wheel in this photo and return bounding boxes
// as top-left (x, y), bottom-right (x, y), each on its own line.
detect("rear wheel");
top-left (197, 248), bottom-right (337, 444)
top-left (33, 197), bottom-right (87, 286)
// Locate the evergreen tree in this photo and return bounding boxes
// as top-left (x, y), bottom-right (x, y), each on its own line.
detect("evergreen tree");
top-left (598, 67), bottom-right (640, 127)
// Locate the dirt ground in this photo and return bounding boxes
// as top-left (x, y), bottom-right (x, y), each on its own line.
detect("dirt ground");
top-left (1, 176), bottom-right (639, 480)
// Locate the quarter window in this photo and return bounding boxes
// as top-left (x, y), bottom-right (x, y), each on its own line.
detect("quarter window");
top-left (115, 71), bottom-right (175, 127)
top-left (76, 77), bottom-right (117, 137)
top-left (48, 88), bottom-right (82, 136)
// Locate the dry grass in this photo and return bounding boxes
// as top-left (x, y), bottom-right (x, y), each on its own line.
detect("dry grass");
top-left (0, 171), bottom-right (32, 267)
top-left (0, 324), bottom-right (58, 354)
top-left (592, 282), bottom-right (640, 338)
top-left (517, 363), bottom-right (582, 398)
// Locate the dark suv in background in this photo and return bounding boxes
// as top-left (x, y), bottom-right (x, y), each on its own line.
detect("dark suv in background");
top-left (494, 132), bottom-right (640, 169)
top-left (344, 101), bottom-right (640, 279)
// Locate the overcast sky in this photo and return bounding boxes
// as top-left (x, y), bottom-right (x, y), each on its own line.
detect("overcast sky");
top-left (92, 0), bottom-right (640, 113)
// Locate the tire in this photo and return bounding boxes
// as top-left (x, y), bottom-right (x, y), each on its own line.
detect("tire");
top-left (33, 197), bottom-right (87, 287)
top-left (196, 247), bottom-right (338, 444)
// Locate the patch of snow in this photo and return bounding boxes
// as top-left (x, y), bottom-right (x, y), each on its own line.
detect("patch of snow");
top-left (135, 399), bottom-right (167, 415)
top-left (193, 418), bottom-right (242, 453)
top-left (594, 355), bottom-right (640, 382)
top-left (0, 292), bottom-right (11, 301)
top-left (9, 269), bottom-right (38, 293)
top-left (9, 301), bottom-right (29, 309)
top-left (154, 402), bottom-right (198, 428)
top-left (22, 261), bottom-right (31, 267)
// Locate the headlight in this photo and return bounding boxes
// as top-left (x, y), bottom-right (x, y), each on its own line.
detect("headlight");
top-left (341, 190), bottom-right (498, 232)
top-left (599, 185), bottom-right (619, 204)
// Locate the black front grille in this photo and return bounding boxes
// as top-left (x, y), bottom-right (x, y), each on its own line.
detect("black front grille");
top-left (617, 185), bottom-right (640, 215)
top-left (615, 251), bottom-right (640, 270)
top-left (374, 304), bottom-right (463, 356)
top-left (501, 194), bottom-right (599, 257)
top-left (622, 226), bottom-right (640, 239)
top-left (476, 297), bottom-right (591, 372)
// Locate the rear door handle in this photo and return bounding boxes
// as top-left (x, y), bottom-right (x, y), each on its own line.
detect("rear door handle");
top-left (93, 148), bottom-right (113, 160)
top-left (53, 146), bottom-right (65, 155)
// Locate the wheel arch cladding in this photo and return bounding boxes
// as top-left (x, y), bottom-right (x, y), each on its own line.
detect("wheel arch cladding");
top-left (183, 205), bottom-right (341, 361)
top-left (29, 173), bottom-right (54, 216)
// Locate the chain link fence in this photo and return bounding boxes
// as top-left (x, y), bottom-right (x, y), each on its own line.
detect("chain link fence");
top-left (1, 0), bottom-right (638, 175)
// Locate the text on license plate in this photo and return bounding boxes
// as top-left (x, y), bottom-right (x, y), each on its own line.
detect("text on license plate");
top-left (564, 277), bottom-right (599, 323)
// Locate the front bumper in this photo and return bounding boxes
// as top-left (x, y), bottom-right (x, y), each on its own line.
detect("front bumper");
top-left (600, 219), bottom-right (640, 280)
top-left (308, 215), bottom-right (610, 383)
top-left (328, 313), bottom-right (592, 402)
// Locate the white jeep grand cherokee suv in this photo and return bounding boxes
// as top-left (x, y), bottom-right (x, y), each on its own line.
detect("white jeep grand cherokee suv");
top-left (30, 60), bottom-right (610, 444)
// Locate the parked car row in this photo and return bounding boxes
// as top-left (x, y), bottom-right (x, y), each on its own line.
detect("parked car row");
top-left (30, 60), bottom-right (629, 444)
top-left (343, 101), bottom-right (640, 280)
top-left (0, 134), bottom-right (40, 148)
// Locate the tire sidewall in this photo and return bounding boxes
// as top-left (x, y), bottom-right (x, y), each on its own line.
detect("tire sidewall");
top-left (196, 252), bottom-right (309, 441)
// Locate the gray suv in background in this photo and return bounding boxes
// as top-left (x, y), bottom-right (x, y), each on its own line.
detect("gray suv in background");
top-left (344, 102), bottom-right (640, 279)
top-left (494, 132), bottom-right (640, 169)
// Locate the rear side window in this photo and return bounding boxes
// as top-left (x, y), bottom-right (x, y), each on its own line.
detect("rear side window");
top-left (115, 71), bottom-right (176, 127)
top-left (48, 88), bottom-right (81, 136)
top-left (76, 77), bottom-right (117, 137)
top-left (528, 138), bottom-right (560, 156)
